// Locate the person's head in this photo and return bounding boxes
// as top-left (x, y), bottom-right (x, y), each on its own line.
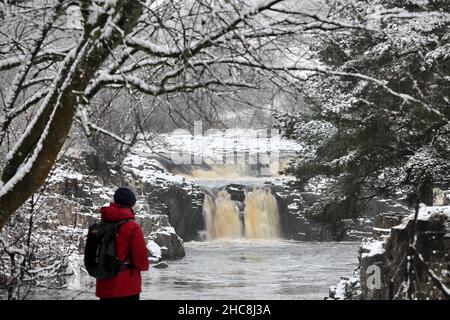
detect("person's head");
top-left (113, 187), bottom-right (137, 208)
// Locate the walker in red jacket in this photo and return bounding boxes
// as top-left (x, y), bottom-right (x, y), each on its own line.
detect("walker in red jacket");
top-left (96, 188), bottom-right (149, 299)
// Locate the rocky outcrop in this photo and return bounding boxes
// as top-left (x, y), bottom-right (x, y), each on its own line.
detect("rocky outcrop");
top-left (205, 182), bottom-right (401, 241)
top-left (40, 153), bottom-right (188, 259)
top-left (274, 188), bottom-right (335, 241)
top-left (363, 206), bottom-right (450, 300)
top-left (329, 205), bottom-right (450, 300)
top-left (262, 184), bottom-right (403, 241)
top-left (282, 194), bottom-right (409, 241)
top-left (146, 183), bottom-right (205, 242)
top-left (209, 182), bottom-right (332, 240)
top-left (327, 271), bottom-right (361, 300)
top-left (224, 184), bottom-right (247, 202)
top-left (150, 227), bottom-right (186, 260)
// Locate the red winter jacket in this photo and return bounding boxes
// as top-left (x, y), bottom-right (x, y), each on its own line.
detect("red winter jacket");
top-left (95, 203), bottom-right (149, 298)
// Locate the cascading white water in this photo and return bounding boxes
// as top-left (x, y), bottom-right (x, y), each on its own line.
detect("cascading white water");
top-left (202, 188), bottom-right (280, 240)
top-left (244, 188), bottom-right (280, 239)
top-left (185, 161), bottom-right (290, 179)
top-left (203, 191), bottom-right (243, 240)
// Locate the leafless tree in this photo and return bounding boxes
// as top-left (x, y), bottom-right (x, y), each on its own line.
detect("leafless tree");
top-left (0, 191), bottom-right (79, 300)
top-left (0, 0), bottom-right (433, 230)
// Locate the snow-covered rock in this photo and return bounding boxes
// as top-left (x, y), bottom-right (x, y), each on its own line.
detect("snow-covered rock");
top-left (410, 205), bottom-right (450, 222)
top-left (361, 205), bottom-right (449, 299)
top-left (330, 202), bottom-right (450, 300)
top-left (360, 238), bottom-right (386, 259)
top-left (328, 271), bottom-right (361, 300)
top-left (146, 240), bottom-right (162, 261)
top-left (151, 228), bottom-right (186, 260)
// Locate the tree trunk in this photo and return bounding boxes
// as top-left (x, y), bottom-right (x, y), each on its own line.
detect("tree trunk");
top-left (418, 175), bottom-right (434, 206)
top-left (0, 0), bottom-right (143, 230)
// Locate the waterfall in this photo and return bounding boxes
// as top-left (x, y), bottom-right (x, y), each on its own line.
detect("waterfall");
top-left (186, 161), bottom-right (289, 179)
top-left (190, 164), bottom-right (251, 179)
top-left (203, 191), bottom-right (243, 240)
top-left (202, 188), bottom-right (280, 240)
top-left (244, 189), bottom-right (280, 239)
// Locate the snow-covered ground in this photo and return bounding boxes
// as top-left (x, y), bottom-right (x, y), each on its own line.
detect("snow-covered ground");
top-left (412, 205), bottom-right (450, 221)
top-left (360, 238), bottom-right (386, 258)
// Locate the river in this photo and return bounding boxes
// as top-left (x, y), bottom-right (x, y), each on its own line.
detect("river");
top-left (34, 239), bottom-right (358, 300)
top-left (141, 240), bottom-right (358, 300)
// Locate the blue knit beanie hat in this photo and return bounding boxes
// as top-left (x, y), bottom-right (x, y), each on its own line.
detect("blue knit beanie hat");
top-left (113, 187), bottom-right (137, 208)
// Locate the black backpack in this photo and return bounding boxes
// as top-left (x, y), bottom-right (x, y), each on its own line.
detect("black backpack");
top-left (84, 219), bottom-right (132, 279)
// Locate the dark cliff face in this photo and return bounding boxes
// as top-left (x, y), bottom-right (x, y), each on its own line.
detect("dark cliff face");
top-left (327, 208), bottom-right (450, 300)
top-left (224, 184), bottom-right (247, 202)
top-left (54, 152), bottom-right (409, 244)
top-left (146, 183), bottom-right (205, 242)
top-left (160, 181), bottom-right (405, 242)
top-left (274, 190), bottom-right (334, 241)
top-left (202, 183), bottom-right (354, 241)
top-left (359, 210), bottom-right (450, 300)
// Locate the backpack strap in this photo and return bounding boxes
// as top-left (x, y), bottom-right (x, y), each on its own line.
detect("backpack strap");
top-left (115, 219), bottom-right (134, 274)
top-left (114, 218), bottom-right (132, 230)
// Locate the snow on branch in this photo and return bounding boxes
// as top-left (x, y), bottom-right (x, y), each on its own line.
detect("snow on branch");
top-left (0, 32), bottom-right (94, 199)
top-left (126, 0), bottom-right (286, 58)
top-left (0, 51), bottom-right (69, 72)
top-left (2, 46), bottom-right (79, 167)
top-left (193, 57), bottom-right (439, 115)
top-left (75, 104), bottom-right (132, 145)
top-left (369, 8), bottom-right (450, 24)
top-left (268, 8), bottom-right (382, 33)
top-left (75, 105), bottom-right (91, 137)
top-left (0, 237), bottom-right (26, 256)
top-left (317, 68), bottom-right (437, 114)
top-left (87, 72), bottom-right (257, 95)
top-left (0, 89), bottom-right (50, 137)
top-left (3, 0), bottom-right (64, 112)
top-left (88, 123), bottom-right (133, 145)
top-left (124, 36), bottom-right (182, 57)
top-left (22, 77), bottom-right (55, 90)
